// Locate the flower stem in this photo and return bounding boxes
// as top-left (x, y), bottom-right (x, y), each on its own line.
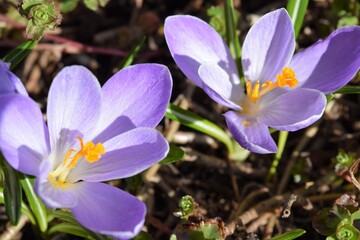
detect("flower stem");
top-left (223, 0), bottom-right (244, 85)
top-left (266, 131), bottom-right (289, 182)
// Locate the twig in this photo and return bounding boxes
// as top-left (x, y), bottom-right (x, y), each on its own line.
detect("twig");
top-left (281, 194), bottom-right (297, 218)
top-left (264, 214), bottom-right (277, 240)
top-left (0, 215), bottom-right (28, 240)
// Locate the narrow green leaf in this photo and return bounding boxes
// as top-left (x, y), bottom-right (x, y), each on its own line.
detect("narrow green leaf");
top-left (160, 145), bottom-right (185, 165)
top-left (223, 0), bottom-right (243, 82)
top-left (20, 174), bottom-right (48, 232)
top-left (267, 131), bottom-right (289, 182)
top-left (269, 229), bottom-right (306, 240)
top-left (2, 40), bottom-right (38, 69)
top-left (0, 186), bottom-right (37, 225)
top-left (48, 223), bottom-right (97, 240)
top-left (118, 36), bottom-right (146, 69)
top-left (50, 210), bottom-right (79, 225)
top-left (0, 154), bottom-right (22, 225)
top-left (286, 0), bottom-right (309, 38)
top-left (335, 85), bottom-right (360, 94)
top-left (49, 210), bottom-right (110, 240)
top-left (134, 231), bottom-right (153, 240)
top-left (165, 104), bottom-right (233, 155)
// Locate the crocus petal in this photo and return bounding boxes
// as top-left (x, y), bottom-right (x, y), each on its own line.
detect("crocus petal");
top-left (47, 66), bottom-right (102, 165)
top-left (198, 63), bottom-right (243, 110)
top-left (242, 9), bottom-right (295, 82)
top-left (0, 95), bottom-right (49, 175)
top-left (70, 182), bottom-right (145, 239)
top-left (93, 64), bottom-right (172, 142)
top-left (0, 61), bottom-right (28, 96)
top-left (260, 89), bottom-right (326, 131)
top-left (34, 161), bottom-right (78, 208)
top-left (290, 26), bottom-right (360, 94)
top-left (164, 15), bottom-right (240, 90)
top-left (68, 128), bottom-right (169, 182)
top-left (224, 111), bottom-right (277, 154)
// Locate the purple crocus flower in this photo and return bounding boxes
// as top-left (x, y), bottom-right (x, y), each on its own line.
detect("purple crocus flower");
top-left (0, 61), bottom-right (28, 95)
top-left (0, 63), bottom-right (172, 239)
top-left (164, 9), bottom-right (360, 154)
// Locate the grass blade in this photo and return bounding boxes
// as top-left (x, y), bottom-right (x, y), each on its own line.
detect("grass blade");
top-left (166, 103), bottom-right (234, 155)
top-left (0, 154), bottom-right (22, 225)
top-left (20, 174), bottom-right (48, 232)
top-left (270, 229), bottom-right (306, 240)
top-left (286, 0), bottom-right (309, 38)
top-left (2, 40), bottom-right (38, 69)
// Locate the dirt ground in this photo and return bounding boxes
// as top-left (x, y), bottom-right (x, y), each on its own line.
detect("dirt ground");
top-left (1, 0), bottom-right (360, 239)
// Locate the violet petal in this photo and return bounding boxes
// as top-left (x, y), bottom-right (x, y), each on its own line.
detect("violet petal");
top-left (290, 26), bottom-right (360, 94)
top-left (68, 127), bottom-right (169, 182)
top-left (198, 63), bottom-right (243, 110)
top-left (0, 94), bottom-right (49, 175)
top-left (93, 64), bottom-right (172, 142)
top-left (164, 15), bottom-right (239, 88)
top-left (0, 61), bottom-right (28, 96)
top-left (242, 9), bottom-right (295, 83)
top-left (34, 161), bottom-right (78, 208)
top-left (260, 89), bottom-right (326, 131)
top-left (47, 66), bottom-right (102, 166)
top-left (70, 182), bottom-right (145, 240)
top-left (224, 111), bottom-right (277, 154)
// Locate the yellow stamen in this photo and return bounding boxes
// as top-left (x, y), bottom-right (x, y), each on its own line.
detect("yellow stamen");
top-left (245, 67), bottom-right (299, 103)
top-left (48, 136), bottom-right (105, 187)
top-left (242, 120), bottom-right (252, 126)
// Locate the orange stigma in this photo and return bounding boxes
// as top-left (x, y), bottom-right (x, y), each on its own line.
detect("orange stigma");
top-left (245, 67), bottom-right (298, 103)
top-left (49, 136), bottom-right (105, 189)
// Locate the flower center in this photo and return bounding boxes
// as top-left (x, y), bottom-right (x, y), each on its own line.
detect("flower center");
top-left (240, 67), bottom-right (299, 121)
top-left (48, 136), bottom-right (105, 189)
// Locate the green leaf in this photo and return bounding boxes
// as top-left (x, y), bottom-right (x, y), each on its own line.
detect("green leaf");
top-left (0, 187), bottom-right (36, 224)
top-left (207, 6), bottom-right (226, 37)
top-left (165, 103), bottom-right (234, 155)
top-left (223, 0), bottom-right (243, 82)
top-left (174, 195), bottom-right (196, 219)
top-left (351, 210), bottom-right (360, 220)
top-left (50, 210), bottom-right (79, 225)
top-left (48, 223), bottom-right (97, 239)
top-left (335, 85), bottom-right (360, 94)
top-left (160, 145), bottom-right (185, 165)
top-left (336, 223), bottom-right (360, 240)
top-left (337, 15), bottom-right (358, 28)
top-left (83, 0), bottom-right (98, 11)
top-left (286, 0), bottom-right (309, 38)
top-left (49, 210), bottom-right (111, 240)
top-left (59, 0), bottom-right (79, 13)
top-left (133, 231), bottom-right (153, 240)
top-left (2, 40), bottom-right (38, 69)
top-left (20, 174), bottom-right (48, 232)
top-left (312, 208), bottom-right (340, 236)
top-left (119, 36), bottom-right (146, 69)
top-left (269, 229), bottom-right (306, 240)
top-left (200, 222), bottom-right (222, 240)
top-left (0, 155), bottom-right (22, 225)
top-left (21, 0), bottom-right (62, 40)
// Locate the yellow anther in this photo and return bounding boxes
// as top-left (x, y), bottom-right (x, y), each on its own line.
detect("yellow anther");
top-left (242, 120), bottom-right (252, 126)
top-left (276, 67), bottom-right (298, 88)
top-left (49, 136), bottom-right (105, 188)
top-left (250, 81), bottom-right (260, 102)
top-left (243, 67), bottom-right (299, 107)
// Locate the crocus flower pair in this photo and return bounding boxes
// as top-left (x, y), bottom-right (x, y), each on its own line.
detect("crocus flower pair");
top-left (0, 62), bottom-right (172, 239)
top-left (164, 9), bottom-right (360, 154)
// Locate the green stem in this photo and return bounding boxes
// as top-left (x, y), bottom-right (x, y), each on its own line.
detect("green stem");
top-left (266, 131), bottom-right (289, 182)
top-left (223, 0), bottom-right (243, 85)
